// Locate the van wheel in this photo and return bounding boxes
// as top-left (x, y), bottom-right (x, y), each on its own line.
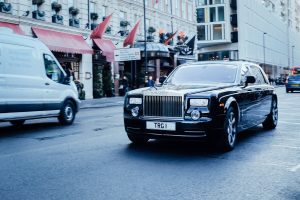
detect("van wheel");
top-left (262, 99), bottom-right (278, 130)
top-left (58, 100), bottom-right (75, 125)
top-left (10, 120), bottom-right (25, 126)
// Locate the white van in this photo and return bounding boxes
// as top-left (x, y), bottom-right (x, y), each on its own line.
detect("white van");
top-left (0, 28), bottom-right (80, 126)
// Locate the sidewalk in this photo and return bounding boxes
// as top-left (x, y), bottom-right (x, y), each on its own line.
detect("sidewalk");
top-left (80, 96), bottom-right (124, 109)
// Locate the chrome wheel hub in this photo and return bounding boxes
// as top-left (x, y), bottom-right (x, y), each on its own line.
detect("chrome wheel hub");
top-left (272, 101), bottom-right (278, 124)
top-left (65, 105), bottom-right (73, 121)
top-left (227, 112), bottom-right (236, 146)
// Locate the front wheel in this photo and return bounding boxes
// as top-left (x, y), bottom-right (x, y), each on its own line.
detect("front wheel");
top-left (58, 100), bottom-right (76, 125)
top-left (218, 107), bottom-right (238, 151)
top-left (127, 133), bottom-right (149, 145)
top-left (262, 99), bottom-right (278, 130)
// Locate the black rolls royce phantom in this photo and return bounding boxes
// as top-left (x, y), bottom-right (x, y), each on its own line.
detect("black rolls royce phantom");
top-left (123, 61), bottom-right (278, 151)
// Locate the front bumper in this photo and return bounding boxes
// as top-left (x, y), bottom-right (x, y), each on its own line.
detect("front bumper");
top-left (124, 115), bottom-right (225, 140)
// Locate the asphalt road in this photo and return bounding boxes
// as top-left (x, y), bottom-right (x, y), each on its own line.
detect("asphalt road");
top-left (0, 87), bottom-right (299, 200)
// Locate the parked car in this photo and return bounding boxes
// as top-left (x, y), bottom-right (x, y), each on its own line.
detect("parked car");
top-left (286, 75), bottom-right (300, 93)
top-left (124, 61), bottom-right (278, 151)
top-left (0, 28), bottom-right (80, 126)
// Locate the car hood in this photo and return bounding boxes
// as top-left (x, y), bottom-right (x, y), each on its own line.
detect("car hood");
top-left (128, 83), bottom-right (236, 96)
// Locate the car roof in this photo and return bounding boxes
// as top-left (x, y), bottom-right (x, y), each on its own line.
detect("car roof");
top-left (179, 61), bottom-right (259, 67)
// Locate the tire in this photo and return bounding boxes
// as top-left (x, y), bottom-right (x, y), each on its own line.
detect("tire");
top-left (127, 133), bottom-right (149, 145)
top-left (10, 120), bottom-right (25, 126)
top-left (291, 90), bottom-right (294, 93)
top-left (262, 99), bottom-right (278, 130)
top-left (218, 107), bottom-right (238, 151)
top-left (58, 100), bottom-right (76, 125)
top-left (286, 89), bottom-right (289, 93)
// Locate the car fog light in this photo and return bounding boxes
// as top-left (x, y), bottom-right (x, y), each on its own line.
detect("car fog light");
top-left (191, 110), bottom-right (201, 120)
top-left (131, 106), bottom-right (139, 117)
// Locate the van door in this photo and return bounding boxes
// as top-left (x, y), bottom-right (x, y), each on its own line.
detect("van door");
top-left (43, 54), bottom-right (67, 112)
top-left (3, 43), bottom-right (45, 114)
top-left (0, 45), bottom-right (6, 114)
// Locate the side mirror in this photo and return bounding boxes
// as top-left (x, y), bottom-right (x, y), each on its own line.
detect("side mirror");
top-left (63, 76), bottom-right (71, 85)
top-left (159, 76), bottom-right (167, 84)
top-left (245, 76), bottom-right (256, 86)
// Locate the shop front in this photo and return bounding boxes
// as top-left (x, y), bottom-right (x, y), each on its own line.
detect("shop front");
top-left (128, 42), bottom-right (170, 88)
top-left (92, 38), bottom-right (116, 98)
top-left (31, 27), bottom-right (94, 99)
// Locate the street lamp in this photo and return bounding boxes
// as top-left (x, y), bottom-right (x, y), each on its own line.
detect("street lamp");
top-left (263, 32), bottom-right (267, 69)
top-left (292, 45), bottom-right (295, 67)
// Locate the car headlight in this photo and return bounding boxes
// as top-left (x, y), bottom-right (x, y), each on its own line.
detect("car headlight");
top-left (189, 99), bottom-right (209, 107)
top-left (129, 97), bottom-right (142, 105)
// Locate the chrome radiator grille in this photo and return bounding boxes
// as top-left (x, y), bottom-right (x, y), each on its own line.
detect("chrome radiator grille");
top-left (144, 96), bottom-right (183, 117)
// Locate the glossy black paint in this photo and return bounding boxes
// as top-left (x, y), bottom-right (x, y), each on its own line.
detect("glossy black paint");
top-left (124, 61), bottom-right (276, 139)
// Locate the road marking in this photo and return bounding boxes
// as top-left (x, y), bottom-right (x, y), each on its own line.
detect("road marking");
top-left (272, 144), bottom-right (300, 150)
top-left (290, 164), bottom-right (300, 172)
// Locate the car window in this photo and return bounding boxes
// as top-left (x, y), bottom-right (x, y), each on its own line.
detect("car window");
top-left (166, 64), bottom-right (238, 85)
top-left (240, 65), bottom-right (251, 85)
top-left (250, 65), bottom-right (267, 85)
top-left (44, 54), bottom-right (64, 83)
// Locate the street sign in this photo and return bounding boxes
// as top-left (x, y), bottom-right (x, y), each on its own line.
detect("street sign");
top-left (114, 48), bottom-right (141, 62)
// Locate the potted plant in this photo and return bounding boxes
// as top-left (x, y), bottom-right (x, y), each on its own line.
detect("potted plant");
top-left (90, 12), bottom-right (99, 21)
top-left (69, 6), bottom-right (79, 16)
top-left (0, 2), bottom-right (12, 13)
top-left (105, 26), bottom-right (112, 34)
top-left (32, 0), bottom-right (45, 6)
top-left (51, 2), bottom-right (62, 13)
top-left (33, 10), bottom-right (45, 20)
top-left (148, 26), bottom-right (156, 34)
top-left (120, 20), bottom-right (130, 27)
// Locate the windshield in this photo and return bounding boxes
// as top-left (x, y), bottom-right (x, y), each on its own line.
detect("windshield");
top-left (165, 64), bottom-right (238, 85)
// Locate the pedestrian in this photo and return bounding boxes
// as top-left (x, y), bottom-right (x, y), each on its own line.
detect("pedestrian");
top-left (147, 76), bottom-right (155, 87)
top-left (119, 76), bottom-right (129, 96)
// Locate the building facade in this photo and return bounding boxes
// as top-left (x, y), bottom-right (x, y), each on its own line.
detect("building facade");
top-left (0, 0), bottom-right (196, 99)
top-left (196, 0), bottom-right (300, 78)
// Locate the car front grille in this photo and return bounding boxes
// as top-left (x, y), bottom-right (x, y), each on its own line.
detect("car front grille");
top-left (144, 95), bottom-right (183, 117)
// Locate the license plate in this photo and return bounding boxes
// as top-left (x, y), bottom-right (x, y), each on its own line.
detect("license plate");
top-left (291, 84), bottom-right (299, 87)
top-left (146, 121), bottom-right (176, 131)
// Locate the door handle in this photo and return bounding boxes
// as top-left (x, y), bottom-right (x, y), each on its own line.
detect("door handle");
top-left (45, 83), bottom-right (50, 86)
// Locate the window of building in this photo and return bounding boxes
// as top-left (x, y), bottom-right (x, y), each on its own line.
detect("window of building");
top-left (90, 1), bottom-right (96, 13)
top-left (196, 0), bottom-right (207, 6)
top-left (182, 1), bottom-right (186, 19)
top-left (218, 6), bottom-right (224, 21)
top-left (44, 54), bottom-right (64, 83)
top-left (68, 0), bottom-right (74, 7)
top-left (213, 24), bottom-right (222, 40)
top-left (214, 0), bottom-right (224, 4)
top-left (101, 6), bottom-right (107, 19)
top-left (119, 11), bottom-right (126, 20)
top-left (197, 25), bottom-right (206, 40)
top-left (197, 8), bottom-right (205, 23)
top-left (210, 7), bottom-right (216, 22)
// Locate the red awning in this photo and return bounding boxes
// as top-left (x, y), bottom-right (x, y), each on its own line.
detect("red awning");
top-left (93, 39), bottom-right (116, 62)
top-left (0, 22), bottom-right (24, 35)
top-left (32, 27), bottom-right (93, 54)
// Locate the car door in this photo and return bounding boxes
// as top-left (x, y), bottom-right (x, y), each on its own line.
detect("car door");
top-left (237, 64), bottom-right (256, 129)
top-left (43, 54), bottom-right (67, 112)
top-left (250, 65), bottom-right (272, 122)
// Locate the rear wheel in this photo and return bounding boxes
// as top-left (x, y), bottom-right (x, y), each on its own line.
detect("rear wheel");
top-left (127, 133), bottom-right (149, 145)
top-left (58, 100), bottom-right (76, 125)
top-left (218, 107), bottom-right (238, 151)
top-left (262, 99), bottom-right (278, 130)
top-left (10, 120), bottom-right (25, 126)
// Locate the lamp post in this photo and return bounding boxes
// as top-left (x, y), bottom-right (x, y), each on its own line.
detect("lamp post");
top-left (292, 45), bottom-right (295, 67)
top-left (263, 32), bottom-right (267, 69)
top-left (143, 0), bottom-right (148, 79)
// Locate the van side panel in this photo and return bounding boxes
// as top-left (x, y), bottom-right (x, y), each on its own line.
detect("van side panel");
top-left (0, 45), bottom-right (5, 113)
top-left (2, 43), bottom-right (45, 113)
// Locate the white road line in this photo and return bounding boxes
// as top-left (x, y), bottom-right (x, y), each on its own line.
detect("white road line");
top-left (272, 144), bottom-right (300, 150)
top-left (290, 164), bottom-right (300, 172)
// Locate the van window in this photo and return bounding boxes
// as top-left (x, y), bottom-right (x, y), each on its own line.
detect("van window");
top-left (43, 54), bottom-right (64, 83)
